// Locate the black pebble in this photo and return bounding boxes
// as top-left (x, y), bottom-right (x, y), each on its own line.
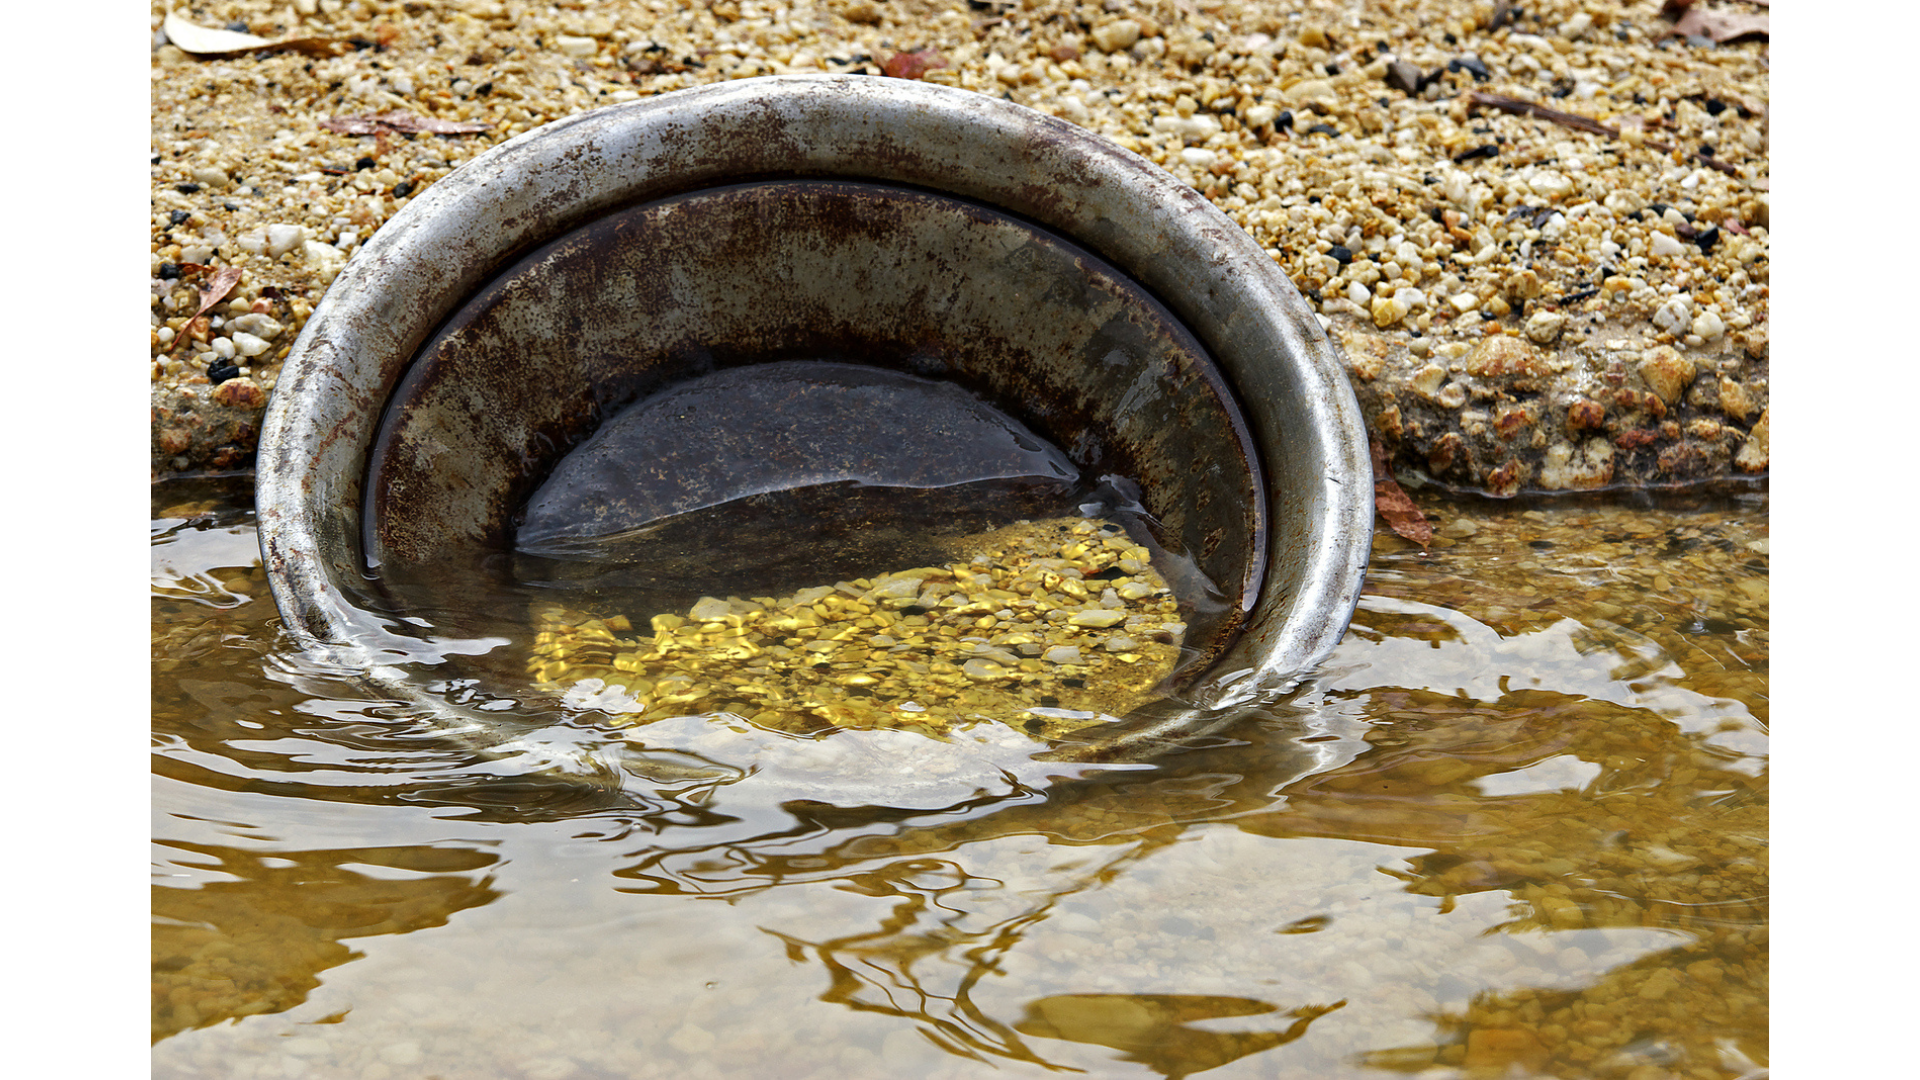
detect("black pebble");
top-left (224, 20), bottom-right (250, 32)
top-left (355, 156), bottom-right (376, 170)
top-left (1274, 109), bottom-right (1294, 132)
top-left (1703, 98), bottom-right (1728, 116)
top-left (1691, 225), bottom-right (1720, 253)
top-left (1307, 123), bottom-right (1338, 136)
top-left (393, 180), bottom-right (416, 197)
top-left (1447, 56), bottom-right (1490, 81)
top-left (175, 183), bottom-right (201, 194)
top-left (157, 263), bottom-right (182, 280)
top-left (207, 361), bottom-right (241, 384)
top-left (1329, 245), bottom-right (1354, 265)
top-left (169, 210), bottom-right (192, 226)
top-left (1453, 144), bottom-right (1499, 163)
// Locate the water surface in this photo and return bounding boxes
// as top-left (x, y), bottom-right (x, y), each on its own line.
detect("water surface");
top-left (152, 478), bottom-right (1766, 1079)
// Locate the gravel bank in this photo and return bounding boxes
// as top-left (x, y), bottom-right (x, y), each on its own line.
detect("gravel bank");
top-left (149, 0), bottom-right (1768, 492)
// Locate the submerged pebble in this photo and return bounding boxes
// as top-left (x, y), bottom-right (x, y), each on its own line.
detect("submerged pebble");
top-left (527, 517), bottom-right (1184, 741)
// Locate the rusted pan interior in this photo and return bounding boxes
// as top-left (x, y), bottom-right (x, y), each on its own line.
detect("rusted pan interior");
top-left (363, 180), bottom-right (1264, 667)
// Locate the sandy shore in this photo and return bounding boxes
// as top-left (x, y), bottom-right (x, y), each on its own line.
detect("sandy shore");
top-left (149, 0), bottom-right (1768, 492)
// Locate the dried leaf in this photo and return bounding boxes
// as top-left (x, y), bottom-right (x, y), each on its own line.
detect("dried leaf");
top-left (172, 267), bottom-right (243, 354)
top-left (1673, 8), bottom-right (1769, 43)
top-left (881, 49), bottom-right (950, 80)
top-left (162, 11), bottom-right (351, 57)
top-left (1370, 439), bottom-right (1432, 553)
top-left (321, 111), bottom-right (492, 136)
top-left (1660, 1), bottom-right (1770, 43)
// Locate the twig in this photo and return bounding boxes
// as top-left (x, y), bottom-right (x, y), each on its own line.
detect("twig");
top-left (1465, 91), bottom-right (1742, 176)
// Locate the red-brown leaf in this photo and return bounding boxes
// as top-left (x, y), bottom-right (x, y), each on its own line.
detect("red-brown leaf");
top-left (1370, 438), bottom-right (1432, 553)
top-left (172, 267), bottom-right (244, 355)
top-left (1661, 1), bottom-right (1770, 43)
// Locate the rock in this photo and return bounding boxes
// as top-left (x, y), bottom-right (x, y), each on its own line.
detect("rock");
top-left (1538, 438), bottom-right (1615, 489)
top-left (1464, 335), bottom-right (1548, 378)
top-left (1385, 60), bottom-right (1422, 95)
top-left (1524, 310), bottom-right (1566, 344)
top-left (1042, 645), bottom-right (1084, 665)
top-left (1651, 295), bottom-right (1692, 334)
top-left (1068, 609), bottom-right (1128, 628)
top-left (1637, 345), bottom-right (1696, 404)
top-left (1691, 310), bottom-right (1726, 339)
top-left (1150, 113), bottom-right (1221, 139)
top-left (231, 331), bottom-right (272, 358)
top-left (688, 596), bottom-right (733, 621)
top-left (1718, 376), bottom-right (1757, 422)
top-left (1650, 232), bottom-right (1688, 257)
top-left (1283, 78), bottom-right (1337, 106)
top-left (1370, 294), bottom-right (1409, 327)
top-left (1564, 398), bottom-right (1606, 432)
top-left (265, 223), bottom-right (305, 258)
top-left (961, 658), bottom-right (1010, 679)
top-left (1464, 1029), bottom-right (1546, 1071)
top-left (1528, 169), bottom-right (1574, 200)
top-left (303, 240), bottom-right (349, 282)
top-left (227, 312), bottom-right (285, 340)
top-left (1090, 19), bottom-right (1141, 53)
top-left (1734, 408), bottom-right (1768, 472)
top-left (210, 376), bottom-right (267, 409)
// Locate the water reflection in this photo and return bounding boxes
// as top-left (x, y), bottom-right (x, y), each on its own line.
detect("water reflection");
top-left (151, 481), bottom-right (1766, 1078)
top-left (1015, 995), bottom-right (1345, 1078)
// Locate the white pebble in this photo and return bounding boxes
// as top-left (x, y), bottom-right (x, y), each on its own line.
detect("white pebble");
top-left (1528, 169), bottom-right (1573, 200)
top-left (265, 224), bottom-right (306, 258)
top-left (157, 327), bottom-right (176, 344)
top-left (303, 239), bottom-right (348, 278)
top-left (1179, 147), bottom-right (1217, 169)
top-left (1068, 609), bottom-right (1128, 628)
top-left (1346, 281), bottom-right (1371, 305)
top-left (1691, 310), bottom-right (1726, 339)
top-left (231, 331), bottom-right (272, 357)
top-left (1651, 295), bottom-right (1692, 332)
top-left (1150, 114), bottom-right (1220, 139)
top-left (1042, 646), bottom-right (1084, 665)
top-left (556, 34), bottom-right (596, 57)
top-left (228, 313), bottom-right (285, 340)
top-left (1650, 233), bottom-right (1687, 258)
top-left (211, 336), bottom-right (236, 360)
top-left (1090, 20), bottom-right (1141, 53)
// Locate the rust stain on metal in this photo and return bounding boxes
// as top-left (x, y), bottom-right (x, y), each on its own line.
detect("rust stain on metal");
top-left (360, 179), bottom-right (1266, 671)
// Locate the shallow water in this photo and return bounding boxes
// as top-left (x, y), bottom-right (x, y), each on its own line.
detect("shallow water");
top-left (152, 478), bottom-right (1766, 1079)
